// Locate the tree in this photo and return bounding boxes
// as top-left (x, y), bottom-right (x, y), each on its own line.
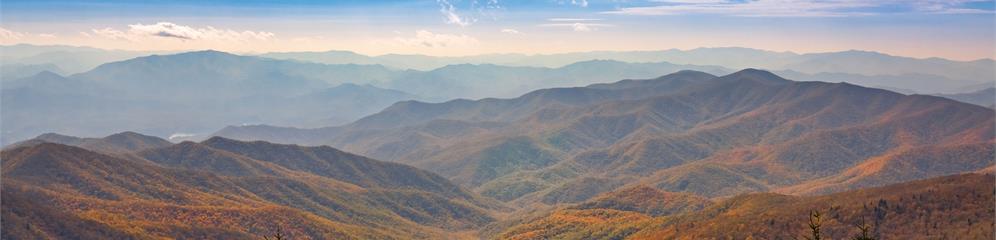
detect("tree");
top-left (850, 218), bottom-right (877, 240)
top-left (802, 210), bottom-right (823, 240)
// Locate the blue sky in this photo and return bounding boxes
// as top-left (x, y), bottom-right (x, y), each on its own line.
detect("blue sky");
top-left (1, 0), bottom-right (993, 60)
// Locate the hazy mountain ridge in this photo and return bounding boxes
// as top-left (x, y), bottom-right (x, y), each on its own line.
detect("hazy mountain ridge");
top-left (5, 46), bottom-right (992, 143)
top-left (0, 44), bottom-right (166, 76)
top-left (0, 51), bottom-right (423, 144)
top-left (264, 47), bottom-right (993, 93)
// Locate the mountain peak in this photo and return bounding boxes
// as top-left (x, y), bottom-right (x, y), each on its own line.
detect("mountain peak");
top-left (656, 70), bottom-right (716, 80)
top-left (103, 131), bottom-right (148, 138)
top-left (101, 131), bottom-right (172, 150)
top-left (35, 132), bottom-right (81, 142)
top-left (30, 70), bottom-right (65, 79)
top-left (719, 68), bottom-right (790, 84)
top-left (201, 136), bottom-right (242, 145)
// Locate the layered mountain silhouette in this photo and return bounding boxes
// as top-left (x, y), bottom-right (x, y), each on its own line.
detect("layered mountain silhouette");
top-left (0, 51), bottom-right (420, 144)
top-left (264, 47), bottom-right (993, 93)
top-left (218, 69), bottom-right (994, 208)
top-left (1, 133), bottom-right (503, 239)
top-left (263, 47), bottom-right (993, 84)
top-left (6, 46), bottom-right (992, 144)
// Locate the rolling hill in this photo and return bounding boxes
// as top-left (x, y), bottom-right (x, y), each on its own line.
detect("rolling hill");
top-left (1, 135), bottom-right (504, 239)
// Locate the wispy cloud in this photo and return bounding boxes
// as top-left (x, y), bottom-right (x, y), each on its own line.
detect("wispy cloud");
top-left (438, 0), bottom-right (473, 26)
top-left (547, 18), bottom-right (601, 21)
top-left (605, 0), bottom-right (995, 17)
top-left (394, 30), bottom-right (479, 47)
top-left (539, 18), bottom-right (611, 32)
top-left (0, 27), bottom-right (26, 42)
top-left (90, 22), bottom-right (274, 42)
top-left (500, 28), bottom-right (522, 34)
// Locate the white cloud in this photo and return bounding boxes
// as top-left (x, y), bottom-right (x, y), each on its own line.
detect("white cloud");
top-left (38, 33), bottom-right (57, 38)
top-left (571, 0), bottom-right (588, 7)
top-left (500, 28), bottom-right (522, 34)
top-left (0, 27), bottom-right (26, 41)
top-left (606, 0), bottom-right (994, 17)
top-left (394, 30), bottom-right (479, 47)
top-left (90, 22), bottom-right (274, 42)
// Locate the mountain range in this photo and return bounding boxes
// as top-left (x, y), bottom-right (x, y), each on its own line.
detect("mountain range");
top-left (2, 132), bottom-right (504, 239)
top-left (7, 44), bottom-right (991, 94)
top-left (217, 69), bottom-right (995, 209)
top-left (0, 51), bottom-right (417, 144)
top-left (264, 47), bottom-right (993, 93)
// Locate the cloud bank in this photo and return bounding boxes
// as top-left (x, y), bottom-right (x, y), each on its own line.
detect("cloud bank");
top-left (90, 22), bottom-right (275, 42)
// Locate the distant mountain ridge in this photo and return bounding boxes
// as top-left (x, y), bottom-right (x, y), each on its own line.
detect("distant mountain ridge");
top-left (264, 47), bottom-right (993, 93)
top-left (5, 46), bottom-right (992, 144)
top-left (0, 51), bottom-right (423, 145)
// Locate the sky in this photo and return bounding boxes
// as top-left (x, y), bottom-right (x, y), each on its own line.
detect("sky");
top-left (1, 0), bottom-right (994, 60)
